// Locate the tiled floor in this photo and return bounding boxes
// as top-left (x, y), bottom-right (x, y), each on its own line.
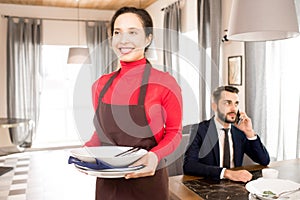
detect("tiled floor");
top-left (0, 148), bottom-right (96, 200)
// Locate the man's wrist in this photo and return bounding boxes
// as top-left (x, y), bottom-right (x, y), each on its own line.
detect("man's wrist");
top-left (220, 168), bottom-right (226, 179)
top-left (247, 134), bottom-right (257, 140)
top-left (245, 130), bottom-right (257, 138)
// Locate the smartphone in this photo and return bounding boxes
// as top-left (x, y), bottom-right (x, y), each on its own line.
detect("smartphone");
top-left (236, 110), bottom-right (242, 125)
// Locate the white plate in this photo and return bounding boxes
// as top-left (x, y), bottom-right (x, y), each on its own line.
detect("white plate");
top-left (246, 178), bottom-right (300, 200)
top-left (70, 146), bottom-right (148, 167)
top-left (75, 164), bottom-right (144, 172)
top-left (75, 165), bottom-right (144, 178)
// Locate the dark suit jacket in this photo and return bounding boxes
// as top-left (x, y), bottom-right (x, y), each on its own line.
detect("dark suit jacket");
top-left (183, 118), bottom-right (270, 180)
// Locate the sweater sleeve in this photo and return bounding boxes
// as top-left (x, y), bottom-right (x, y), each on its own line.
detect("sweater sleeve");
top-left (84, 131), bottom-right (101, 147)
top-left (150, 75), bottom-right (183, 161)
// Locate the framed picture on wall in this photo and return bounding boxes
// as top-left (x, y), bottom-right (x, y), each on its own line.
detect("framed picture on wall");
top-left (228, 56), bottom-right (242, 85)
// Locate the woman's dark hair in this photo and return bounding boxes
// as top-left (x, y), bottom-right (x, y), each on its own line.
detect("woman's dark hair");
top-left (110, 6), bottom-right (153, 39)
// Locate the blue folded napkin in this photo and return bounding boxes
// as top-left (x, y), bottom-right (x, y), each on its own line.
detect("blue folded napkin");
top-left (68, 156), bottom-right (114, 170)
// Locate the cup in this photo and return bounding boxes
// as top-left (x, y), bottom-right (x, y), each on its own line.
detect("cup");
top-left (262, 168), bottom-right (279, 179)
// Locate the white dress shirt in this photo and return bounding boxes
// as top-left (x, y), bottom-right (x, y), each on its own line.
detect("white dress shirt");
top-left (214, 118), bottom-right (235, 168)
top-left (214, 118), bottom-right (234, 179)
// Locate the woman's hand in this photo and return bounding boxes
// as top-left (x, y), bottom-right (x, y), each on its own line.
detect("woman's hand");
top-left (124, 151), bottom-right (158, 179)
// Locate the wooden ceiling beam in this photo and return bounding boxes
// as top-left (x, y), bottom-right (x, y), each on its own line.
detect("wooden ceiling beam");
top-left (0, 0), bottom-right (158, 10)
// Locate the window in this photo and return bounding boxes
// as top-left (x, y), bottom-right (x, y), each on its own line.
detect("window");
top-left (33, 45), bottom-right (82, 147)
top-left (264, 37), bottom-right (300, 160)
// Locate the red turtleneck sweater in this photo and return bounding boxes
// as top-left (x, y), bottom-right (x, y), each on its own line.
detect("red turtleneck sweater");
top-left (85, 58), bottom-right (182, 161)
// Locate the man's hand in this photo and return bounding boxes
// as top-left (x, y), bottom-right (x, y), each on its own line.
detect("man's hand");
top-left (235, 111), bottom-right (256, 138)
top-left (124, 151), bottom-right (158, 179)
top-left (224, 169), bottom-right (253, 182)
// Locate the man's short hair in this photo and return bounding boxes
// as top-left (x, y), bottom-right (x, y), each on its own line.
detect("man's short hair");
top-left (212, 86), bottom-right (239, 103)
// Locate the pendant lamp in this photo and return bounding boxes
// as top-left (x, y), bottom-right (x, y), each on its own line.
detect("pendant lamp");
top-left (67, 0), bottom-right (91, 64)
top-left (67, 47), bottom-right (91, 64)
top-left (227, 0), bottom-right (300, 41)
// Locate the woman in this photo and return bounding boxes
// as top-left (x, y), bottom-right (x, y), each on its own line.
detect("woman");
top-left (85, 7), bottom-right (182, 200)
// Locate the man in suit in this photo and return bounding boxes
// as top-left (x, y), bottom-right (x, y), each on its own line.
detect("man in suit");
top-left (183, 86), bottom-right (270, 182)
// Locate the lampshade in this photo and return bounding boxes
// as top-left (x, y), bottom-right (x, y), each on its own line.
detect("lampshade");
top-left (67, 47), bottom-right (91, 64)
top-left (227, 0), bottom-right (300, 41)
top-left (67, 0), bottom-right (91, 64)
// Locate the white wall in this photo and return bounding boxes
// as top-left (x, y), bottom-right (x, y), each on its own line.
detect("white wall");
top-left (146, 0), bottom-right (179, 68)
top-left (147, 0), bottom-right (197, 31)
top-left (146, 0), bottom-right (198, 67)
top-left (221, 0), bottom-right (245, 110)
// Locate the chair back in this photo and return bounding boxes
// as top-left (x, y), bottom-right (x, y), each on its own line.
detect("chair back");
top-left (166, 124), bottom-right (199, 176)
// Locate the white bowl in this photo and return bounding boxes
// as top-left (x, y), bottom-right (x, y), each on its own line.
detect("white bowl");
top-left (70, 146), bottom-right (147, 167)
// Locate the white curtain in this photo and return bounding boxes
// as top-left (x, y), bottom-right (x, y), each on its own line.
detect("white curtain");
top-left (163, 1), bottom-right (181, 83)
top-left (297, 98), bottom-right (300, 158)
top-left (6, 17), bottom-right (42, 147)
top-left (244, 42), bottom-right (267, 144)
top-left (245, 37), bottom-right (300, 161)
top-left (265, 38), bottom-right (300, 160)
top-left (197, 0), bottom-right (222, 121)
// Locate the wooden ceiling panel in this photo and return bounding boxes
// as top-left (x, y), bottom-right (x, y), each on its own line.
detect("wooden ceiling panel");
top-left (0, 0), bottom-right (158, 10)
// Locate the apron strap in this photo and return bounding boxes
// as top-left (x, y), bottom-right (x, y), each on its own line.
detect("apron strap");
top-left (138, 60), bottom-right (151, 105)
top-left (98, 69), bottom-right (120, 104)
top-left (98, 60), bottom-right (152, 105)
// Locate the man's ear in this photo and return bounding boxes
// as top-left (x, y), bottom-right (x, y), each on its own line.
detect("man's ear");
top-left (212, 102), bottom-right (217, 112)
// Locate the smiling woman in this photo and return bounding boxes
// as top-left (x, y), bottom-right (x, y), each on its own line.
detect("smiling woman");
top-left (83, 6), bottom-right (182, 200)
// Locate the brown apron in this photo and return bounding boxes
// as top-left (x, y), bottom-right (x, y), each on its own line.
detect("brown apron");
top-left (93, 61), bottom-right (169, 200)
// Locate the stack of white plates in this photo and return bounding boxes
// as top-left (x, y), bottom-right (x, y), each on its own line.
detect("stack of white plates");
top-left (70, 146), bottom-right (147, 178)
top-left (246, 178), bottom-right (300, 200)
